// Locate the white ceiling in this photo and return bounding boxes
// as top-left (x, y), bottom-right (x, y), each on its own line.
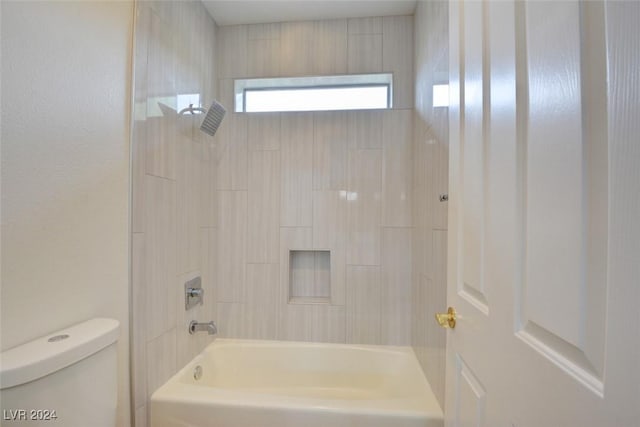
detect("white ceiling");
top-left (202, 1), bottom-right (417, 26)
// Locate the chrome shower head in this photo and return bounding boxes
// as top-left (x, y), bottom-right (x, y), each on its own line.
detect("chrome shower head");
top-left (199, 100), bottom-right (226, 137)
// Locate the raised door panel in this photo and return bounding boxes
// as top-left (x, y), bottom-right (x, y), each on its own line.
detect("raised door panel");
top-left (515, 0), bottom-right (608, 395)
top-left (458, 0), bottom-right (489, 313)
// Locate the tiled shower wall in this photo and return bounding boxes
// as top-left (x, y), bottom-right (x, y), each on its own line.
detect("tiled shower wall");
top-left (130, 1), bottom-right (218, 426)
top-left (412, 1), bottom-right (449, 408)
top-left (211, 16), bottom-right (415, 345)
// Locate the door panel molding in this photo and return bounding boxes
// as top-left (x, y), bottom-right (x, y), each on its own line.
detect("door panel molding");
top-left (513, 0), bottom-right (608, 396)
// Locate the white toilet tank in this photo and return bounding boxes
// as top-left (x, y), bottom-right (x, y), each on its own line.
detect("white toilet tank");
top-left (0, 318), bottom-right (119, 426)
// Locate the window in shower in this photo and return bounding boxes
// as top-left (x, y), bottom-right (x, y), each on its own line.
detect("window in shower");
top-left (234, 73), bottom-right (393, 113)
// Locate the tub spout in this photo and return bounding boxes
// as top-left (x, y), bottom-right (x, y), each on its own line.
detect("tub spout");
top-left (189, 320), bottom-right (217, 335)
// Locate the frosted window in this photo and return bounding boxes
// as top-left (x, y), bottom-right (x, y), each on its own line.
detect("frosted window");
top-left (235, 74), bottom-right (393, 113)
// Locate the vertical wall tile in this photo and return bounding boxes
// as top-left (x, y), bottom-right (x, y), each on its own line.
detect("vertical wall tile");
top-left (146, 10), bottom-right (176, 180)
top-left (135, 405), bottom-right (147, 427)
top-left (381, 227), bottom-right (412, 345)
top-left (216, 191), bottom-right (247, 302)
top-left (132, 120), bottom-right (147, 233)
top-left (145, 176), bottom-right (177, 341)
top-left (313, 19), bottom-right (348, 75)
top-left (218, 25), bottom-right (248, 79)
top-left (202, 227), bottom-right (218, 323)
top-left (348, 17), bottom-right (382, 35)
top-left (248, 150), bottom-right (280, 263)
top-left (248, 23), bottom-right (281, 40)
top-left (280, 113), bottom-right (313, 226)
top-left (346, 266), bottom-right (382, 344)
top-left (131, 233), bottom-right (147, 410)
top-left (348, 110), bottom-right (383, 149)
top-left (382, 110), bottom-right (413, 227)
top-left (200, 141), bottom-right (217, 228)
top-left (146, 328), bottom-right (176, 397)
top-left (313, 190), bottom-right (347, 305)
top-left (248, 113), bottom-right (281, 151)
top-left (245, 263), bottom-right (279, 339)
top-left (176, 137), bottom-right (202, 274)
top-left (216, 302), bottom-right (246, 338)
top-left (277, 303), bottom-right (346, 343)
top-left (247, 38), bottom-right (281, 77)
top-left (217, 78), bottom-right (235, 112)
top-left (215, 114), bottom-right (248, 190)
top-left (347, 34), bottom-right (383, 73)
top-left (280, 21), bottom-right (315, 76)
top-left (347, 149), bottom-right (382, 265)
top-left (313, 111), bottom-right (348, 190)
top-left (383, 16), bottom-right (414, 109)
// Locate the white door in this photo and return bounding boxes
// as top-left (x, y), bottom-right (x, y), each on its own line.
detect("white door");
top-left (444, 1), bottom-right (640, 426)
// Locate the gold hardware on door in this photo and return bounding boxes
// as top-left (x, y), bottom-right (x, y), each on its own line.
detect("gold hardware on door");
top-left (435, 307), bottom-right (456, 329)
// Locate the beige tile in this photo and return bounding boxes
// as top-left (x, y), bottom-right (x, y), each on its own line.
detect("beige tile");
top-left (176, 138), bottom-right (202, 274)
top-left (145, 175), bottom-right (177, 341)
top-left (279, 227), bottom-right (313, 303)
top-left (132, 121), bottom-right (147, 233)
top-left (217, 79), bottom-right (235, 113)
top-left (313, 191), bottom-right (347, 305)
top-left (380, 227), bottom-right (412, 345)
top-left (347, 110), bottom-right (383, 149)
top-left (146, 10), bottom-right (176, 180)
top-left (348, 17), bottom-right (382, 35)
top-left (215, 114), bottom-right (248, 190)
top-left (248, 23), bottom-right (281, 40)
top-left (216, 302), bottom-right (246, 338)
top-left (382, 110), bottom-right (413, 227)
top-left (383, 16), bottom-right (414, 109)
top-left (200, 141), bottom-right (217, 228)
top-left (248, 113), bottom-right (281, 151)
top-left (132, 6), bottom-right (150, 234)
top-left (346, 266), bottom-right (382, 344)
top-left (248, 150), bottom-right (280, 263)
top-left (313, 111), bottom-right (348, 191)
top-left (216, 191), bottom-right (247, 302)
top-left (131, 233), bottom-right (147, 410)
top-left (146, 328), bottom-right (176, 398)
top-left (217, 25), bottom-right (248, 79)
top-left (280, 21), bottom-right (315, 76)
top-left (280, 113), bottom-right (313, 226)
top-left (245, 263), bottom-right (279, 339)
top-left (248, 38), bottom-right (281, 77)
top-left (313, 19), bottom-right (348, 75)
top-left (134, 405), bottom-right (147, 427)
top-left (277, 303), bottom-right (346, 343)
top-left (347, 149), bottom-right (382, 265)
top-left (347, 34), bottom-right (383, 74)
top-left (201, 227), bottom-right (218, 323)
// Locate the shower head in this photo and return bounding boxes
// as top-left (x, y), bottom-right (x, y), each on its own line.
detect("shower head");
top-left (199, 100), bottom-right (226, 137)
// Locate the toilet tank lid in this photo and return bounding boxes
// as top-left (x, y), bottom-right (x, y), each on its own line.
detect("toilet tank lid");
top-left (0, 318), bottom-right (119, 389)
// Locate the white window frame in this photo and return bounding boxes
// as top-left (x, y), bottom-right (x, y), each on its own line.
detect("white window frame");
top-left (233, 73), bottom-right (393, 113)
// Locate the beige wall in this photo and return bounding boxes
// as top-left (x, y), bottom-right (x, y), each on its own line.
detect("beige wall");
top-left (129, 1), bottom-right (219, 425)
top-left (211, 16), bottom-right (415, 345)
top-left (411, 0), bottom-right (449, 409)
top-left (1, 1), bottom-right (133, 425)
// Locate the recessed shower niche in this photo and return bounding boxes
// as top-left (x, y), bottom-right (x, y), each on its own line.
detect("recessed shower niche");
top-left (289, 250), bottom-right (331, 304)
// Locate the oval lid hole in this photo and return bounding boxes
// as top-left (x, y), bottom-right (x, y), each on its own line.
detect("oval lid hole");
top-left (48, 334), bottom-right (70, 343)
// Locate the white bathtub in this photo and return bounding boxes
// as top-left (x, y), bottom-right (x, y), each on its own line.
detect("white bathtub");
top-left (151, 339), bottom-right (443, 427)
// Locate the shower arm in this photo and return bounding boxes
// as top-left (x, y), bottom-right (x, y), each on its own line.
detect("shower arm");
top-left (178, 103), bottom-right (207, 115)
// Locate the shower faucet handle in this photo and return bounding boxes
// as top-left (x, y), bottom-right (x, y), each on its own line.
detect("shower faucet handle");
top-left (186, 288), bottom-right (203, 298)
top-left (184, 276), bottom-right (203, 310)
